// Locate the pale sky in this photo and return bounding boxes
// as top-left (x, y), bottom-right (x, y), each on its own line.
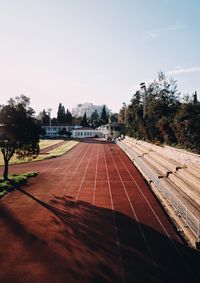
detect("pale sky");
top-left (0, 0), bottom-right (200, 117)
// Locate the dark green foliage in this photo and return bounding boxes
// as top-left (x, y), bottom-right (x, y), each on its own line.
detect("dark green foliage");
top-left (80, 113), bottom-right (88, 127)
top-left (65, 109), bottom-right (72, 124)
top-left (56, 104), bottom-right (73, 124)
top-left (58, 128), bottom-right (72, 138)
top-left (91, 110), bottom-right (99, 122)
top-left (57, 103), bottom-right (66, 123)
top-left (0, 95), bottom-right (40, 180)
top-left (124, 71), bottom-right (200, 153)
top-left (100, 105), bottom-right (109, 125)
top-left (173, 99), bottom-right (200, 152)
top-left (110, 113), bottom-right (118, 123)
top-left (90, 110), bottom-right (100, 128)
top-left (41, 109), bottom-right (50, 125)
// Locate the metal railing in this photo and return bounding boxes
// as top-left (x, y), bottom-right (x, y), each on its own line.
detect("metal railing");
top-left (116, 139), bottom-right (200, 240)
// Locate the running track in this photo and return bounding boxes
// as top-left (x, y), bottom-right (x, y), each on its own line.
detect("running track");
top-left (0, 140), bottom-right (199, 283)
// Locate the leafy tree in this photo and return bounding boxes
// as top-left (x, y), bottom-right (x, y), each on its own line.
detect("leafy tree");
top-left (80, 112), bottom-right (88, 127)
top-left (0, 95), bottom-right (40, 180)
top-left (173, 96), bottom-right (200, 152)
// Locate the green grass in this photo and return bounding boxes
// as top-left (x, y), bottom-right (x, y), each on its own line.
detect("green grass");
top-left (0, 172), bottom-right (38, 198)
top-left (0, 140), bottom-right (79, 166)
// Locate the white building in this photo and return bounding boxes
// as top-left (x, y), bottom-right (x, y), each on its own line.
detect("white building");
top-left (72, 127), bottom-right (103, 138)
top-left (41, 124), bottom-right (104, 139)
top-left (72, 103), bottom-right (110, 118)
top-left (42, 124), bottom-right (79, 137)
top-left (99, 122), bottom-right (123, 140)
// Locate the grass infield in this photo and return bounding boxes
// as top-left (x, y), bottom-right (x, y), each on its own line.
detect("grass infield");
top-left (0, 140), bottom-right (79, 166)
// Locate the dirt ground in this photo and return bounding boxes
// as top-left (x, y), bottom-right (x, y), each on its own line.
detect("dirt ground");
top-left (0, 139), bottom-right (199, 283)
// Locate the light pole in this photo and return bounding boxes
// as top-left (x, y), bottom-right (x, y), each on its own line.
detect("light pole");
top-left (140, 82), bottom-right (147, 119)
top-left (47, 108), bottom-right (52, 137)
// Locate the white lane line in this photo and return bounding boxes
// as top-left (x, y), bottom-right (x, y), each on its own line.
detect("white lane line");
top-left (75, 143), bottom-right (96, 201)
top-left (115, 147), bottom-right (172, 238)
top-left (114, 146), bottom-right (197, 281)
top-left (37, 141), bottom-right (82, 175)
top-left (106, 144), bottom-right (160, 280)
top-left (31, 143), bottom-right (89, 200)
top-left (61, 143), bottom-right (93, 197)
top-left (92, 143), bottom-right (99, 206)
top-left (103, 144), bottom-right (126, 283)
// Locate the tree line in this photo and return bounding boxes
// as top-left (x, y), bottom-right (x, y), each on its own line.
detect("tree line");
top-left (39, 103), bottom-right (111, 128)
top-left (119, 71), bottom-right (200, 153)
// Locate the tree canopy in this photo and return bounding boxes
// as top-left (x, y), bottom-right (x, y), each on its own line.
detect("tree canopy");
top-left (122, 71), bottom-right (200, 153)
top-left (0, 95), bottom-right (41, 180)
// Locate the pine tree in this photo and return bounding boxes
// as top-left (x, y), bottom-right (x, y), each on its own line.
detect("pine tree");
top-left (80, 112), bottom-right (88, 127)
top-left (57, 103), bottom-right (66, 123)
top-left (100, 105), bottom-right (108, 124)
top-left (65, 109), bottom-right (72, 124)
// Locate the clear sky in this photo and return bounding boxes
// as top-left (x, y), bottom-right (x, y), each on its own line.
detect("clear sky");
top-left (0, 0), bottom-right (200, 117)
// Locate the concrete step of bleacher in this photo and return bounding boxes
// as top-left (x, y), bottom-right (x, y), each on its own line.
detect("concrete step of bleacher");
top-left (168, 174), bottom-right (200, 208)
top-left (185, 164), bottom-right (200, 179)
top-left (143, 154), bottom-right (169, 177)
top-left (159, 178), bottom-right (200, 218)
top-left (175, 168), bottom-right (200, 196)
top-left (148, 151), bottom-right (184, 173)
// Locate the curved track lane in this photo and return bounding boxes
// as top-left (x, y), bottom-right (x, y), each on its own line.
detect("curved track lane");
top-left (0, 140), bottom-right (199, 283)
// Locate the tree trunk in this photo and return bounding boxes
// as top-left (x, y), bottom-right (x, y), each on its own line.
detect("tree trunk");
top-left (3, 160), bottom-right (9, 180)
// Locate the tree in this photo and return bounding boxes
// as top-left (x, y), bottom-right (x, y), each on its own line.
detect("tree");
top-left (38, 109), bottom-right (50, 125)
top-left (0, 95), bottom-right (40, 180)
top-left (100, 105), bottom-right (108, 125)
top-left (57, 103), bottom-right (66, 123)
top-left (146, 72), bottom-right (180, 144)
top-left (91, 110), bottom-right (99, 123)
top-left (65, 109), bottom-right (72, 124)
top-left (110, 113), bottom-right (118, 123)
top-left (90, 110), bottom-right (99, 128)
top-left (126, 91), bottom-right (144, 138)
top-left (58, 128), bottom-right (72, 138)
top-left (80, 112), bottom-right (88, 127)
top-left (118, 103), bottom-right (127, 124)
top-left (173, 96), bottom-right (200, 152)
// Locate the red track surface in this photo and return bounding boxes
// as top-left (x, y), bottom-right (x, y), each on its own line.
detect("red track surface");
top-left (0, 140), bottom-right (199, 283)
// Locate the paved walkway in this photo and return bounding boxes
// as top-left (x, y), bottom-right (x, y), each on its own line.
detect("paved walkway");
top-left (0, 140), bottom-right (199, 283)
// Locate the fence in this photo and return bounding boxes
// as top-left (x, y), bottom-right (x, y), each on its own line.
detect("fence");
top-left (116, 139), bottom-right (200, 241)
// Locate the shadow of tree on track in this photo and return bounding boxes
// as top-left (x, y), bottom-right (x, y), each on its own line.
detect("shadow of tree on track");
top-left (0, 188), bottom-right (200, 283)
